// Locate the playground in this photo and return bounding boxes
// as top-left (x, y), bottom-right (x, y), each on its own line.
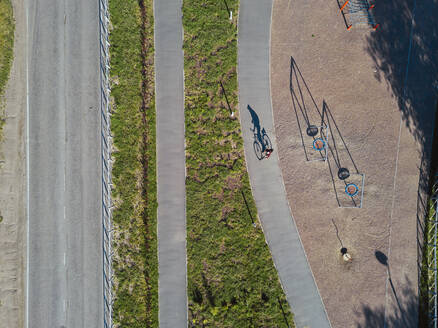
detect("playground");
top-left (271, 0), bottom-right (438, 326)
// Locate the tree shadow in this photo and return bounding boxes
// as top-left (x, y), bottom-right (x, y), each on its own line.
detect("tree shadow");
top-left (355, 274), bottom-right (420, 328)
top-left (367, 2), bottom-right (438, 323)
top-left (416, 102), bottom-right (438, 327)
top-left (365, 0), bottom-right (438, 162)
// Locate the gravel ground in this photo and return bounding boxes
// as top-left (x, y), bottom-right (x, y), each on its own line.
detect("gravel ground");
top-left (0, 0), bottom-right (26, 326)
top-left (270, 0), bottom-right (436, 326)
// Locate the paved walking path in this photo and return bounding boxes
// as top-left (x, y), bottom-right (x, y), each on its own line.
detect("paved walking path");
top-left (154, 0), bottom-right (187, 326)
top-left (237, 1), bottom-right (331, 327)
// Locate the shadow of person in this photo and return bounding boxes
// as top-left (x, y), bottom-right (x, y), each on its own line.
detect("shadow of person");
top-left (247, 104), bottom-right (266, 148)
top-left (247, 104), bottom-right (261, 137)
top-left (355, 275), bottom-right (419, 328)
top-left (247, 105), bottom-right (274, 160)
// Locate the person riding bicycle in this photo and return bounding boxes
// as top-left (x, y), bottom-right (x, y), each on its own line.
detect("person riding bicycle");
top-left (264, 148), bottom-right (273, 158)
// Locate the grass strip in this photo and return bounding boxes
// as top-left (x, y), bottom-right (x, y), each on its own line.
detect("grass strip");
top-left (0, 0), bottom-right (14, 138)
top-left (183, 1), bottom-right (294, 326)
top-left (419, 186), bottom-right (437, 327)
top-left (109, 0), bottom-right (158, 326)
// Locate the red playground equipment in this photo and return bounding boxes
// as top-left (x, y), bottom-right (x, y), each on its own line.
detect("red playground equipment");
top-left (337, 0), bottom-right (379, 30)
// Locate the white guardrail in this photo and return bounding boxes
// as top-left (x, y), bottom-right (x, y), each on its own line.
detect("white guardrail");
top-left (98, 0), bottom-right (114, 327)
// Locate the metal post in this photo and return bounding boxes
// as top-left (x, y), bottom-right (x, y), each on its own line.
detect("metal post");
top-left (223, 0), bottom-right (232, 20)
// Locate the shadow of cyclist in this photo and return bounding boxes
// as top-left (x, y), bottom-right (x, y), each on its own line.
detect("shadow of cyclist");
top-left (247, 105), bottom-right (262, 144)
top-left (247, 105), bottom-right (274, 160)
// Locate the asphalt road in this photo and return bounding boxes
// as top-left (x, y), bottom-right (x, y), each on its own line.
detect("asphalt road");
top-left (26, 0), bottom-right (102, 327)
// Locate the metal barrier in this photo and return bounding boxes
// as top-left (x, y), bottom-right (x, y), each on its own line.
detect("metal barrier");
top-left (429, 176), bottom-right (438, 328)
top-left (98, 0), bottom-right (113, 327)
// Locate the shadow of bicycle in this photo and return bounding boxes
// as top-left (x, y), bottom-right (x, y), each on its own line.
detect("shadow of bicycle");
top-left (247, 105), bottom-right (273, 160)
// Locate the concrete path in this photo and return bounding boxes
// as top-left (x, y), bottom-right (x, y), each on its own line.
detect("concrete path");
top-left (237, 1), bottom-right (331, 327)
top-left (154, 0), bottom-right (187, 327)
top-left (27, 0), bottom-right (102, 327)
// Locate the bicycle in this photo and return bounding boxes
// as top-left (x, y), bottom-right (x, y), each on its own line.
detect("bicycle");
top-left (252, 127), bottom-right (273, 160)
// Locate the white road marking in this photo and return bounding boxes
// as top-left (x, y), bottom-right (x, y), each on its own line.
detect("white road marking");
top-left (64, 252), bottom-right (66, 266)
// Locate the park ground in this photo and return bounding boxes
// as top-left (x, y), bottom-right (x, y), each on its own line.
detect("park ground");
top-left (271, 0), bottom-right (437, 326)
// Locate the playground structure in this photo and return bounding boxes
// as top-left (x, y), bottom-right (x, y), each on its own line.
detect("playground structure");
top-left (305, 124), bottom-right (330, 162)
top-left (289, 58), bottom-right (365, 208)
top-left (333, 169), bottom-right (365, 208)
top-left (272, 0), bottom-right (438, 325)
top-left (337, 0), bottom-right (379, 30)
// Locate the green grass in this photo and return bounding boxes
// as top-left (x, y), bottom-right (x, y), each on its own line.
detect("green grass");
top-left (109, 0), bottom-right (158, 326)
top-left (183, 1), bottom-right (294, 326)
top-left (0, 0), bottom-right (14, 138)
top-left (419, 192), bottom-right (437, 327)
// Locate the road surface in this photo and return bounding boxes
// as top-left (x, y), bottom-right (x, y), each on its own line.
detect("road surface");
top-left (154, 0), bottom-right (187, 326)
top-left (27, 0), bottom-right (103, 326)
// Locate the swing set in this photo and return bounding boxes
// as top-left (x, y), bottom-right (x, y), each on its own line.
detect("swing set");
top-left (337, 0), bottom-right (379, 30)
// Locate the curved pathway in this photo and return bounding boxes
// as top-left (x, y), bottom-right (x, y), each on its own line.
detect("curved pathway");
top-left (237, 1), bottom-right (331, 327)
top-left (154, 0), bottom-right (187, 327)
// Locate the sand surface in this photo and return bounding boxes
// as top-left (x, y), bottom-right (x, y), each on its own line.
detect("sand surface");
top-left (270, 0), bottom-right (436, 326)
top-left (0, 0), bottom-right (26, 326)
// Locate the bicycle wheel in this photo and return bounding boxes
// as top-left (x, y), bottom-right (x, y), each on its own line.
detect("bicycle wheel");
top-left (262, 134), bottom-right (272, 150)
top-left (253, 141), bottom-right (263, 160)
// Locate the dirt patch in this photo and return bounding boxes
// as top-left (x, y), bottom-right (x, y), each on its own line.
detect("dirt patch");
top-left (0, 0), bottom-right (26, 327)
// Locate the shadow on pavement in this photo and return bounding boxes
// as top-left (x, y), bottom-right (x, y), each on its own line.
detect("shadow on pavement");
top-left (289, 57), bottom-right (324, 161)
top-left (416, 102), bottom-right (438, 328)
top-left (367, 1), bottom-right (438, 325)
top-left (247, 105), bottom-right (273, 160)
top-left (366, 0), bottom-right (438, 186)
top-left (355, 275), bottom-right (419, 328)
top-left (289, 57), bottom-right (361, 206)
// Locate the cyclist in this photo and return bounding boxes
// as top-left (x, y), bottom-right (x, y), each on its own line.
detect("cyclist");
top-left (264, 148), bottom-right (273, 159)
